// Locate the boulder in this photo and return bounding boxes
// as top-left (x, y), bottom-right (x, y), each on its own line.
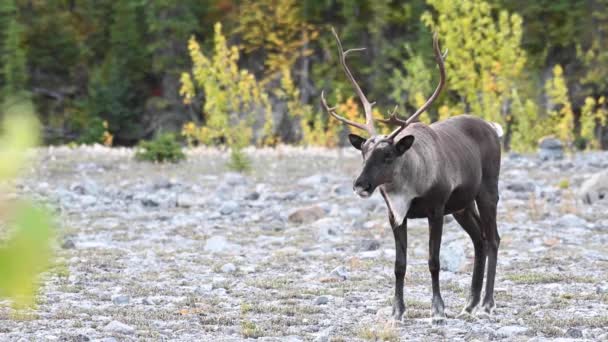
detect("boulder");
top-left (538, 136), bottom-right (564, 160)
top-left (579, 170), bottom-right (608, 204)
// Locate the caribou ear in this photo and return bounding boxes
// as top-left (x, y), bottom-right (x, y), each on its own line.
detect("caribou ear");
top-left (348, 134), bottom-right (366, 150)
top-left (395, 135), bottom-right (415, 156)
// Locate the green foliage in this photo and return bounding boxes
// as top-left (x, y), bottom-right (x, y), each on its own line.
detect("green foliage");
top-left (227, 147), bottom-right (252, 173)
top-left (87, 1), bottom-right (148, 143)
top-left (78, 117), bottom-right (113, 146)
top-left (0, 97), bottom-right (55, 309)
top-left (135, 133), bottom-right (185, 163)
top-left (1, 1), bottom-right (27, 97)
top-left (180, 22), bottom-right (271, 146)
top-left (545, 65), bottom-right (575, 144)
top-left (422, 0), bottom-right (527, 127)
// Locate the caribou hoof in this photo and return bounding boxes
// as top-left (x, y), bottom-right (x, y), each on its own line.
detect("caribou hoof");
top-left (456, 309), bottom-right (476, 320)
top-left (431, 313), bottom-right (447, 325)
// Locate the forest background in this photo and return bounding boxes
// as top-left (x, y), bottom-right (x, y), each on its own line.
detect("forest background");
top-left (2, 0), bottom-right (608, 152)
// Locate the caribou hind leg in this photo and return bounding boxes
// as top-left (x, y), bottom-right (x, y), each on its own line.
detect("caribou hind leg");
top-left (476, 186), bottom-right (500, 317)
top-left (453, 202), bottom-right (486, 317)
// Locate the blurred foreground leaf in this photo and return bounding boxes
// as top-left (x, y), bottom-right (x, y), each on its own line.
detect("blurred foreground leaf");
top-left (0, 97), bottom-right (54, 308)
top-left (0, 202), bottom-right (54, 308)
top-left (0, 99), bottom-right (39, 179)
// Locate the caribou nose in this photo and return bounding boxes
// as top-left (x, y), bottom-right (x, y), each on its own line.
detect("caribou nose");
top-left (353, 179), bottom-right (372, 194)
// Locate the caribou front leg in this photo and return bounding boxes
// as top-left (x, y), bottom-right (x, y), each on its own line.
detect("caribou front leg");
top-left (391, 218), bottom-right (407, 321)
top-left (428, 210), bottom-right (446, 323)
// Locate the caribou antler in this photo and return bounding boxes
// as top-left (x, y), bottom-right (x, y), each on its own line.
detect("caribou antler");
top-left (381, 32), bottom-right (447, 141)
top-left (320, 27), bottom-right (377, 136)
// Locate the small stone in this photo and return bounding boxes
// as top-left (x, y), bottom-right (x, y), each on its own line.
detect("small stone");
top-left (103, 320), bottom-right (135, 335)
top-left (221, 263), bottom-right (237, 273)
top-left (556, 214), bottom-right (587, 228)
top-left (358, 239), bottom-right (381, 251)
top-left (440, 240), bottom-right (466, 273)
top-left (195, 284), bottom-right (213, 295)
top-left (176, 194), bottom-right (203, 208)
top-left (61, 238), bottom-right (76, 249)
top-left (111, 294), bottom-right (130, 305)
top-left (204, 236), bottom-right (240, 254)
top-left (566, 328), bottom-right (583, 338)
top-left (204, 236), bottom-right (228, 253)
top-left (596, 284), bottom-right (608, 295)
top-left (220, 201), bottom-right (239, 215)
top-left (224, 172), bottom-right (248, 186)
top-left (141, 198), bottom-right (159, 207)
top-left (314, 296), bottom-right (329, 305)
top-left (506, 181), bottom-right (537, 193)
top-left (297, 174), bottom-right (329, 186)
top-left (495, 325), bottom-right (528, 338)
top-left (288, 205), bottom-right (326, 224)
top-left (245, 192), bottom-right (260, 200)
top-left (330, 266), bottom-right (348, 280)
top-left (332, 184), bottom-right (352, 196)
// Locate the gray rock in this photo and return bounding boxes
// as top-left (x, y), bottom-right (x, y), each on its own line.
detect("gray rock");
top-left (221, 263), bottom-right (237, 273)
top-left (538, 136), bottom-right (564, 160)
top-left (506, 181), bottom-right (537, 193)
top-left (220, 201), bottom-right (239, 215)
top-left (314, 328), bottom-right (332, 342)
top-left (111, 294), bottom-right (130, 305)
top-left (245, 191), bottom-right (260, 200)
top-left (195, 284), bottom-right (213, 295)
top-left (61, 238), bottom-right (76, 249)
top-left (204, 236), bottom-right (240, 254)
top-left (556, 214), bottom-right (587, 228)
top-left (176, 194), bottom-right (204, 208)
top-left (358, 239), bottom-right (381, 252)
top-left (314, 296), bottom-right (329, 305)
top-left (224, 172), bottom-right (248, 186)
top-left (440, 240), bottom-right (466, 273)
top-left (495, 325), bottom-right (528, 338)
top-left (103, 320), bottom-right (135, 335)
top-left (596, 284), bottom-right (608, 294)
top-left (288, 205), bottom-right (326, 224)
top-left (297, 174), bottom-right (328, 186)
top-left (330, 266), bottom-right (348, 280)
top-left (332, 183), bottom-right (352, 196)
top-left (566, 328), bottom-right (583, 338)
top-left (579, 170), bottom-right (608, 204)
top-left (141, 198), bottom-right (159, 207)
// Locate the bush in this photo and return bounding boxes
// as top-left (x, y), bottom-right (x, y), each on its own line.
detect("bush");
top-left (226, 147), bottom-right (251, 173)
top-left (135, 133), bottom-right (185, 163)
top-left (78, 117), bottom-right (113, 146)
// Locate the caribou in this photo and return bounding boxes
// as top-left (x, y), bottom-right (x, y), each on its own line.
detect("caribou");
top-left (321, 29), bottom-right (502, 322)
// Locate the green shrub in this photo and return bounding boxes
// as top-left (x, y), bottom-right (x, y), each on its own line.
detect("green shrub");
top-left (135, 133), bottom-right (185, 163)
top-left (227, 147), bottom-right (251, 173)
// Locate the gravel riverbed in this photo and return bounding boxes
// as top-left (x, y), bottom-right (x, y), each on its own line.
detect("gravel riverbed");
top-left (1, 145), bottom-right (607, 341)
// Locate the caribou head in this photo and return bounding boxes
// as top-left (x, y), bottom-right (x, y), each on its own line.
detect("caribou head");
top-left (321, 28), bottom-right (447, 198)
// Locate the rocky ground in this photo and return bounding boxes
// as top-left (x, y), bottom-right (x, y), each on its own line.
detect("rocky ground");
top-left (1, 145), bottom-right (607, 341)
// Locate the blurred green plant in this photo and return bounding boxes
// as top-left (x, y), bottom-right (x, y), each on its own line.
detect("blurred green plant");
top-left (422, 0), bottom-right (527, 128)
top-left (0, 97), bottom-right (55, 309)
top-left (135, 133), bottom-right (185, 163)
top-left (227, 147), bottom-right (251, 173)
top-left (77, 117), bottom-right (113, 146)
top-left (180, 22), bottom-right (270, 147)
